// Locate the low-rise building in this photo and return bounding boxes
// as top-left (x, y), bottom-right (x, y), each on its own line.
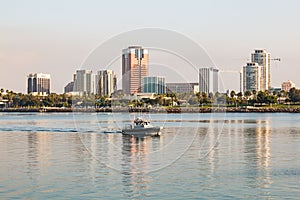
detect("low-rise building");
top-left (166, 82), bottom-right (198, 94)
top-left (143, 76), bottom-right (166, 94)
top-left (281, 80), bottom-right (295, 92)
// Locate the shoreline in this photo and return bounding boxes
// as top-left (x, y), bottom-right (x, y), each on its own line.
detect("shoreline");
top-left (1, 107), bottom-right (300, 113)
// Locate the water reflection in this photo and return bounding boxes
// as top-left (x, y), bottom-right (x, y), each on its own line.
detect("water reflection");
top-left (206, 126), bottom-right (219, 174)
top-left (27, 132), bottom-right (51, 179)
top-left (243, 118), bottom-right (272, 189)
top-left (121, 136), bottom-right (152, 199)
top-left (1, 113), bottom-right (300, 199)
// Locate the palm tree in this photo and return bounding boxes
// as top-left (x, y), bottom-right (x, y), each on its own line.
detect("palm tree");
top-left (237, 92), bottom-right (243, 105)
top-left (230, 90), bottom-right (236, 105)
top-left (196, 92), bottom-right (202, 105)
top-left (244, 90), bottom-right (251, 105)
top-left (252, 90), bottom-right (257, 103)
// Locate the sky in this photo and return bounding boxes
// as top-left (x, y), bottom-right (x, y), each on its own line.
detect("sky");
top-left (1, 0), bottom-right (300, 93)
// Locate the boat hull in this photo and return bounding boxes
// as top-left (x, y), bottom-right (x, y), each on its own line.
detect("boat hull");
top-left (122, 126), bottom-right (161, 137)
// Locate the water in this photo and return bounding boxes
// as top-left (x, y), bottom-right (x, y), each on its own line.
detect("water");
top-left (0, 112), bottom-right (300, 199)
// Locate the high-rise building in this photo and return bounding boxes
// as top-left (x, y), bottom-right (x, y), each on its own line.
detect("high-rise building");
top-left (143, 76), bottom-right (166, 94)
top-left (251, 49), bottom-right (270, 91)
top-left (73, 69), bottom-right (93, 96)
top-left (27, 73), bottom-right (51, 96)
top-left (166, 82), bottom-right (198, 94)
top-left (64, 81), bottom-right (74, 93)
top-left (199, 67), bottom-right (219, 94)
top-left (122, 46), bottom-right (149, 94)
top-left (95, 69), bottom-right (117, 97)
top-left (281, 80), bottom-right (295, 92)
top-left (243, 62), bottom-right (261, 93)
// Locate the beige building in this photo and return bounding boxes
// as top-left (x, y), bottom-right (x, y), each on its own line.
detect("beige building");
top-left (281, 80), bottom-right (295, 92)
top-left (122, 46), bottom-right (149, 94)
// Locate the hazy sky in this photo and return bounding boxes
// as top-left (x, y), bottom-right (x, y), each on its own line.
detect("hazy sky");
top-left (1, 0), bottom-right (300, 93)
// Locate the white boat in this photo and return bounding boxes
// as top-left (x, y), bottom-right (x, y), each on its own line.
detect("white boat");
top-left (122, 117), bottom-right (162, 137)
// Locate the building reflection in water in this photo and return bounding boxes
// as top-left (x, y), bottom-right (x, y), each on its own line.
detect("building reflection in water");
top-left (206, 125), bottom-right (220, 174)
top-left (243, 118), bottom-right (272, 189)
top-left (27, 132), bottom-right (51, 180)
top-left (121, 136), bottom-right (152, 199)
top-left (198, 123), bottom-right (220, 175)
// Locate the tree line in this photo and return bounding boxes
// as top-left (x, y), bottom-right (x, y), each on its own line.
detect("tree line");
top-left (1, 87), bottom-right (300, 108)
top-left (0, 89), bottom-right (72, 108)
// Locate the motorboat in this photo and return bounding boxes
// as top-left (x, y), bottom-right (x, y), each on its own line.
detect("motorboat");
top-left (122, 117), bottom-right (162, 137)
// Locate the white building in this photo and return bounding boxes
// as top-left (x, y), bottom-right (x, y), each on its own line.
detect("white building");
top-left (251, 49), bottom-right (270, 91)
top-left (95, 69), bottom-right (117, 97)
top-left (199, 67), bottom-right (219, 94)
top-left (73, 69), bottom-right (93, 96)
top-left (142, 76), bottom-right (166, 94)
top-left (243, 62), bottom-right (261, 93)
top-left (27, 73), bottom-right (51, 96)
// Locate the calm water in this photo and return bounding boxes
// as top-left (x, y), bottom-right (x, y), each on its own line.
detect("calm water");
top-left (0, 112), bottom-right (300, 199)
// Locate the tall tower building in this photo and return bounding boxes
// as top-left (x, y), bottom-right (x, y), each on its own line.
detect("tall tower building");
top-left (73, 69), bottom-right (93, 96)
top-left (95, 69), bottom-right (117, 97)
top-left (199, 67), bottom-right (219, 95)
top-left (122, 46), bottom-right (149, 94)
top-left (243, 62), bottom-right (261, 93)
top-left (251, 49), bottom-right (270, 91)
top-left (27, 73), bottom-right (51, 96)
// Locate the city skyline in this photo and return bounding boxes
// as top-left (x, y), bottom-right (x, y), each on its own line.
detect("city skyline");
top-left (18, 47), bottom-right (299, 96)
top-left (1, 1), bottom-right (300, 93)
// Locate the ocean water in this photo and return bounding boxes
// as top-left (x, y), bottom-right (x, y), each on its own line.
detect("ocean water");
top-left (0, 112), bottom-right (300, 199)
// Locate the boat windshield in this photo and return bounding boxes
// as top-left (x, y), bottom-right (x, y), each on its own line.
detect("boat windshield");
top-left (134, 118), bottom-right (150, 126)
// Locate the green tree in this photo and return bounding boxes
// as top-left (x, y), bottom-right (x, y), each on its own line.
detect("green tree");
top-left (244, 91), bottom-right (252, 105)
top-left (230, 90), bottom-right (236, 105)
top-left (288, 87), bottom-right (300, 103)
top-left (236, 92), bottom-right (243, 98)
top-left (257, 91), bottom-right (267, 104)
top-left (244, 91), bottom-right (251, 98)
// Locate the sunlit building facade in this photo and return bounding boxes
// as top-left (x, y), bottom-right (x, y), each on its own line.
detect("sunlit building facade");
top-left (122, 46), bottom-right (149, 94)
